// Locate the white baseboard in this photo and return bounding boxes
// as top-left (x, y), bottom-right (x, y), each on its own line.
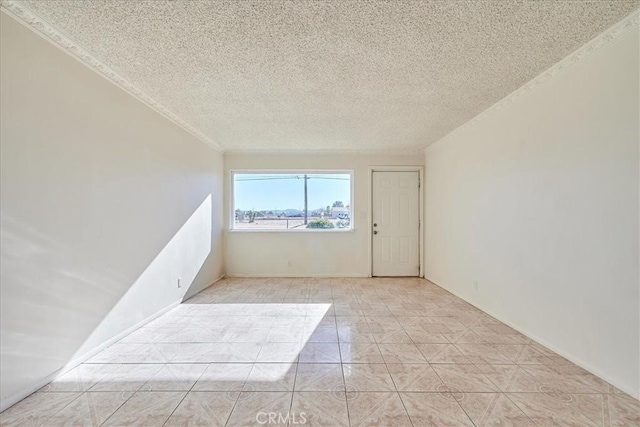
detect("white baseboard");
top-left (0, 275), bottom-right (226, 412)
top-left (0, 299), bottom-right (180, 413)
top-left (426, 276), bottom-right (639, 400)
top-left (183, 274), bottom-right (226, 299)
top-left (226, 273), bottom-right (370, 278)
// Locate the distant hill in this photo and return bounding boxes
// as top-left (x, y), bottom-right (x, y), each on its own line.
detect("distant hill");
top-left (283, 209), bottom-right (303, 216)
top-left (247, 208), bottom-right (327, 217)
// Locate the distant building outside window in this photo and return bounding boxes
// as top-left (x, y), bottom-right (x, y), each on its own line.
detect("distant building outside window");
top-left (231, 171), bottom-right (353, 231)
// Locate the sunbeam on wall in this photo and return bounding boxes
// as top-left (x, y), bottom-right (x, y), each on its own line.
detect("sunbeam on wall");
top-left (0, 194), bottom-right (215, 410)
top-left (69, 194), bottom-right (213, 364)
top-left (1, 9), bottom-right (225, 412)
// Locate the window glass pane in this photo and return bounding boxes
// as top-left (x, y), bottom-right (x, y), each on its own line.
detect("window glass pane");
top-left (233, 172), bottom-right (352, 230)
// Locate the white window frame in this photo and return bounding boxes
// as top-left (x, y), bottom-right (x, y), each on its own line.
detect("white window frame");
top-left (229, 169), bottom-right (355, 232)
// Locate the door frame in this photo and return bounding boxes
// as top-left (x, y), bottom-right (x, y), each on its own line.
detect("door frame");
top-left (368, 166), bottom-right (424, 278)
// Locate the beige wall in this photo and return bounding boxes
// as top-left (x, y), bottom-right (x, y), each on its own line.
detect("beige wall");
top-left (224, 152), bottom-right (422, 277)
top-left (0, 13), bottom-right (224, 408)
top-left (424, 28), bottom-right (639, 396)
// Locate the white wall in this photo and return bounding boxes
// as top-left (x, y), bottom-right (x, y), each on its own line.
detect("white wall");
top-left (424, 27), bottom-right (639, 396)
top-left (225, 152), bottom-right (422, 277)
top-left (0, 12), bottom-right (224, 408)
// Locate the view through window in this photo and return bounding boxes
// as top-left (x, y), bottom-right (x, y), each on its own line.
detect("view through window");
top-left (232, 172), bottom-right (352, 230)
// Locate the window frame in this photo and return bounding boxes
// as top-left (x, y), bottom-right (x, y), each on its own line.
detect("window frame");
top-left (229, 169), bottom-right (355, 232)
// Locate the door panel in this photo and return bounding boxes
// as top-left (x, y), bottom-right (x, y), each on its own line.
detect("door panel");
top-left (372, 171), bottom-right (420, 276)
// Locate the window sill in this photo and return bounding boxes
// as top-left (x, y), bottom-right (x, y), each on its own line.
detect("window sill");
top-left (227, 228), bottom-right (355, 233)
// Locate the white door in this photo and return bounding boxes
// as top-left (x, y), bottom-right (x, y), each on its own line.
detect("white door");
top-left (372, 171), bottom-right (420, 276)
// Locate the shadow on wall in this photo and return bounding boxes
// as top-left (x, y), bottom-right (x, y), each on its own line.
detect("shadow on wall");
top-left (0, 194), bottom-right (214, 406)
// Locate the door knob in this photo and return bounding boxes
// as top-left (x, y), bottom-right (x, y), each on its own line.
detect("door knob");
top-left (373, 230), bottom-right (378, 235)
top-left (373, 223), bottom-right (377, 227)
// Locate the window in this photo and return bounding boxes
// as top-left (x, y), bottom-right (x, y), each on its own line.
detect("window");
top-left (231, 171), bottom-right (353, 231)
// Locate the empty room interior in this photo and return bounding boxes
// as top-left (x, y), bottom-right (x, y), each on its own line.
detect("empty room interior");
top-left (1, 1), bottom-right (639, 426)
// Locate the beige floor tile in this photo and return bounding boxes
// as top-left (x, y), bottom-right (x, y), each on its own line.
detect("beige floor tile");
top-left (271, 317), bottom-right (307, 328)
top-left (118, 326), bottom-right (176, 344)
top-left (214, 343), bottom-right (263, 362)
top-left (226, 391), bottom-right (293, 427)
top-left (417, 343), bottom-right (471, 364)
top-left (519, 364), bottom-right (614, 394)
top-left (0, 392), bottom-right (80, 426)
top-left (7, 277), bottom-right (637, 426)
top-left (88, 343), bottom-right (172, 364)
top-left (395, 316), bottom-right (430, 329)
top-left (164, 391), bottom-right (237, 427)
top-left (40, 364), bottom-right (121, 393)
top-left (295, 363), bottom-right (344, 391)
top-left (299, 342), bottom-right (341, 363)
top-left (101, 391), bottom-right (185, 426)
top-left (432, 364), bottom-right (499, 392)
top-left (343, 363), bottom-right (396, 392)
top-left (419, 322), bottom-right (456, 335)
top-left (346, 391), bottom-right (412, 427)
top-left (470, 326), bottom-right (532, 345)
top-left (334, 307), bottom-right (365, 316)
top-left (606, 393), bottom-right (640, 426)
top-left (514, 345), bottom-right (554, 364)
top-left (192, 363), bottom-right (252, 391)
top-left (366, 317), bottom-right (402, 332)
top-left (89, 364), bottom-right (164, 392)
top-left (474, 364), bottom-right (522, 391)
top-left (508, 392), bottom-right (606, 427)
top-left (339, 343), bottom-right (384, 363)
top-left (400, 392), bottom-right (474, 426)
top-left (305, 326), bottom-right (339, 343)
top-left (257, 342), bottom-right (302, 363)
top-left (372, 329), bottom-right (413, 344)
top-left (335, 317), bottom-right (370, 329)
top-left (455, 343), bottom-right (523, 364)
top-left (378, 343), bottom-right (427, 363)
top-left (387, 363), bottom-right (444, 392)
top-left (46, 392), bottom-right (130, 427)
top-left (291, 392), bottom-right (349, 426)
top-left (337, 328), bottom-right (376, 343)
top-left (142, 363), bottom-right (208, 391)
top-left (244, 363), bottom-right (297, 392)
top-left (222, 327), bottom-right (271, 343)
top-left (403, 329), bottom-right (450, 344)
top-left (456, 392), bottom-right (535, 426)
top-left (266, 327), bottom-right (306, 343)
top-left (168, 343), bottom-right (221, 363)
top-left (446, 329), bottom-right (489, 344)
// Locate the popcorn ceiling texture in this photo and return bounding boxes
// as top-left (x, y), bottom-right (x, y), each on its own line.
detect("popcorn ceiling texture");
top-left (17, 0), bottom-right (640, 152)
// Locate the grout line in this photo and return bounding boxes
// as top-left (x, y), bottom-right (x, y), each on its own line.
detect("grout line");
top-left (13, 278), bottom-right (632, 426)
top-left (222, 387), bottom-right (242, 427)
top-left (392, 297), bottom-right (477, 427)
top-left (385, 364), bottom-right (415, 427)
top-left (363, 301), bottom-right (415, 427)
top-left (426, 355), bottom-right (477, 426)
top-left (97, 391), bottom-right (136, 426)
top-left (336, 328), bottom-right (352, 427)
top-left (38, 391), bottom-right (86, 426)
top-left (332, 282), bottom-right (354, 427)
top-left (160, 362), bottom-right (212, 427)
top-left (501, 392), bottom-right (538, 426)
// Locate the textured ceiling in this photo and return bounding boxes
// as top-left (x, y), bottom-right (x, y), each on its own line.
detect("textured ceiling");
top-left (17, 0), bottom-right (640, 152)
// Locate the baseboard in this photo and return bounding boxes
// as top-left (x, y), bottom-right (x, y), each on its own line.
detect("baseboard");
top-left (226, 273), bottom-right (370, 278)
top-left (183, 274), bottom-right (226, 299)
top-left (0, 275), bottom-right (227, 412)
top-left (425, 276), bottom-right (639, 400)
top-left (0, 299), bottom-right (181, 413)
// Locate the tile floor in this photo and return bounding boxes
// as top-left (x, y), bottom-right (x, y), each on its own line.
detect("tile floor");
top-left (1, 277), bottom-right (638, 426)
